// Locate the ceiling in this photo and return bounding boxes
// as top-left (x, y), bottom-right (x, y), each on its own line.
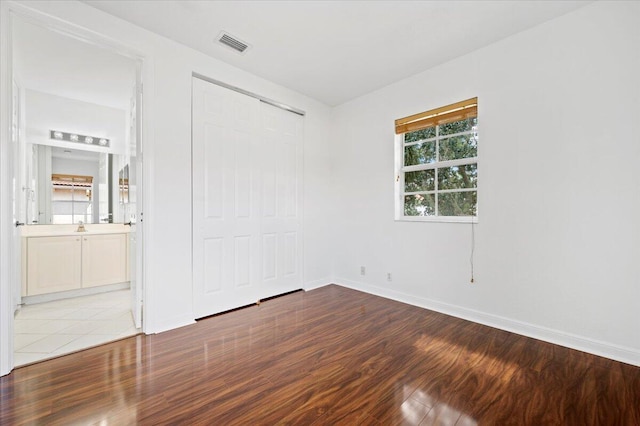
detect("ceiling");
top-left (83, 0), bottom-right (591, 106)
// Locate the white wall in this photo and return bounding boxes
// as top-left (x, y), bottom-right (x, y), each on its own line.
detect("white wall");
top-left (1, 0), bottom-right (335, 335)
top-left (331, 1), bottom-right (640, 365)
top-left (2, 0), bottom-right (637, 372)
top-left (24, 89), bottom-right (126, 155)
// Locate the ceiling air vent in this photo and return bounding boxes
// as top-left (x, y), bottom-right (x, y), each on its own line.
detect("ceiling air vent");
top-left (217, 31), bottom-right (250, 53)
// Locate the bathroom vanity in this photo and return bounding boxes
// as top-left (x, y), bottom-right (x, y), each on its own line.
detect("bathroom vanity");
top-left (21, 224), bottom-right (129, 298)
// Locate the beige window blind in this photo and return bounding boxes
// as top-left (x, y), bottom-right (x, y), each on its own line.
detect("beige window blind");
top-left (395, 97), bottom-right (478, 135)
top-left (51, 174), bottom-right (93, 187)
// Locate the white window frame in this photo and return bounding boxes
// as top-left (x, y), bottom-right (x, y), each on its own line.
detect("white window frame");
top-left (395, 122), bottom-right (478, 223)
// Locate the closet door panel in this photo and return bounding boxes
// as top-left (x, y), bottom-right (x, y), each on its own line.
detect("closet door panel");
top-left (192, 78), bottom-right (303, 318)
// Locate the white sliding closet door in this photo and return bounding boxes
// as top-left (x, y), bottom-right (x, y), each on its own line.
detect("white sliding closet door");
top-left (192, 77), bottom-right (303, 319)
top-left (259, 100), bottom-right (304, 298)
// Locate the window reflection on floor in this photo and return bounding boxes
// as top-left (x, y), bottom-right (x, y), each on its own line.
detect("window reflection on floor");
top-left (402, 385), bottom-right (477, 425)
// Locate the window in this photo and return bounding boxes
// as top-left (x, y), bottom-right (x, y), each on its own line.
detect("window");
top-left (395, 98), bottom-right (478, 222)
top-left (51, 174), bottom-right (93, 224)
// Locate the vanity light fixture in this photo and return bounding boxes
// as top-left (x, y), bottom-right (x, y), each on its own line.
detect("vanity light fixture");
top-left (49, 130), bottom-right (110, 148)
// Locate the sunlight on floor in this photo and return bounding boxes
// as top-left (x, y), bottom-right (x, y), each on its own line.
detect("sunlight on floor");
top-left (413, 333), bottom-right (518, 384)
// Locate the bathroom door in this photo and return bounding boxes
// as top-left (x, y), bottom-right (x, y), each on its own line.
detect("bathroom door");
top-left (129, 77), bottom-right (143, 329)
top-left (191, 77), bottom-right (303, 318)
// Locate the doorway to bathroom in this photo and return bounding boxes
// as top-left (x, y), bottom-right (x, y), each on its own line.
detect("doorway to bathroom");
top-left (6, 9), bottom-right (145, 368)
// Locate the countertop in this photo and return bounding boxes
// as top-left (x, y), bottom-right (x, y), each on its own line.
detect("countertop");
top-left (20, 224), bottom-right (131, 237)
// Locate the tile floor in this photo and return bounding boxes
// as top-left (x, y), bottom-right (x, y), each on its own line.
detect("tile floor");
top-left (14, 289), bottom-right (139, 367)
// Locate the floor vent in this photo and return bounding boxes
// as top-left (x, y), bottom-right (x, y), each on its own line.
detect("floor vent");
top-left (217, 31), bottom-right (250, 53)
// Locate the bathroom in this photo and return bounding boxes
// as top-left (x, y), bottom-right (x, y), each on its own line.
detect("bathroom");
top-left (11, 15), bottom-right (143, 366)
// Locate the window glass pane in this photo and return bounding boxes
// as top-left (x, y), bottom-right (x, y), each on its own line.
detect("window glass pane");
top-left (439, 133), bottom-right (477, 161)
top-left (404, 194), bottom-right (435, 216)
top-left (439, 117), bottom-right (477, 136)
top-left (405, 169), bottom-right (435, 192)
top-left (404, 142), bottom-right (436, 166)
top-left (397, 102), bottom-right (478, 219)
top-left (438, 191), bottom-right (477, 216)
top-left (404, 127), bottom-right (436, 143)
top-left (438, 164), bottom-right (477, 190)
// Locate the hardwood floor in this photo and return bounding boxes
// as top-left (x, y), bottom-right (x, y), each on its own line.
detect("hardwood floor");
top-left (1, 284), bottom-right (639, 425)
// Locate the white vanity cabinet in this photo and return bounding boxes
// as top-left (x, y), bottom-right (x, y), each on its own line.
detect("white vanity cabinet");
top-left (26, 235), bottom-right (82, 296)
top-left (81, 234), bottom-right (127, 288)
top-left (23, 229), bottom-right (129, 297)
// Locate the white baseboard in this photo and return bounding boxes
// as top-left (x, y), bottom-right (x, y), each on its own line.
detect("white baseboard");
top-left (21, 282), bottom-right (130, 306)
top-left (147, 314), bottom-right (196, 334)
top-left (334, 277), bottom-right (640, 367)
top-left (147, 279), bottom-right (334, 335)
top-left (303, 277), bottom-right (334, 292)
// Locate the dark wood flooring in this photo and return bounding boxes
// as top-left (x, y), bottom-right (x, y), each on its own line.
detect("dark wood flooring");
top-left (1, 284), bottom-right (639, 425)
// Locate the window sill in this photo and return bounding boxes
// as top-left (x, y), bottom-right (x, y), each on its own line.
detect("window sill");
top-left (396, 216), bottom-right (478, 224)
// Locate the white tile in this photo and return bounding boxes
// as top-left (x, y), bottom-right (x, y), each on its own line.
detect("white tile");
top-left (14, 289), bottom-right (137, 362)
top-left (79, 299), bottom-right (109, 308)
top-left (17, 319), bottom-right (82, 334)
top-left (13, 319), bottom-right (39, 334)
top-left (31, 298), bottom-right (82, 309)
top-left (118, 328), bottom-right (140, 339)
top-left (90, 308), bottom-right (131, 320)
top-left (45, 298), bottom-right (89, 308)
top-left (82, 292), bottom-right (130, 308)
top-left (59, 308), bottom-right (109, 320)
top-left (57, 320), bottom-right (104, 335)
top-left (18, 334), bottom-right (78, 353)
top-left (115, 311), bottom-right (134, 323)
top-left (15, 307), bottom-right (79, 320)
top-left (14, 352), bottom-right (52, 367)
top-left (14, 333), bottom-right (49, 351)
top-left (92, 319), bottom-right (136, 335)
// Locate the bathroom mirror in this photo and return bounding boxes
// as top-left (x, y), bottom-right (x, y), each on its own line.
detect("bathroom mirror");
top-left (25, 145), bottom-right (129, 225)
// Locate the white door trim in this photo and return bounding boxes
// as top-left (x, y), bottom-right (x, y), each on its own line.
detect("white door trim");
top-left (0, 1), bottom-right (150, 376)
top-left (192, 73), bottom-right (306, 117)
top-left (0, 0), bottom-right (14, 376)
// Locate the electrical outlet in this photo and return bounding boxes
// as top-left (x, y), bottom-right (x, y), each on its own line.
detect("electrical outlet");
top-left (360, 266), bottom-right (366, 275)
top-left (387, 273), bottom-right (392, 281)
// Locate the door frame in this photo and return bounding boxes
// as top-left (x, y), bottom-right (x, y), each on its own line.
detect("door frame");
top-left (0, 1), bottom-right (149, 376)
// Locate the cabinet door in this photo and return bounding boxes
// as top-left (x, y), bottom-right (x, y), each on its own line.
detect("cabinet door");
top-left (81, 234), bottom-right (127, 288)
top-left (27, 236), bottom-right (82, 295)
